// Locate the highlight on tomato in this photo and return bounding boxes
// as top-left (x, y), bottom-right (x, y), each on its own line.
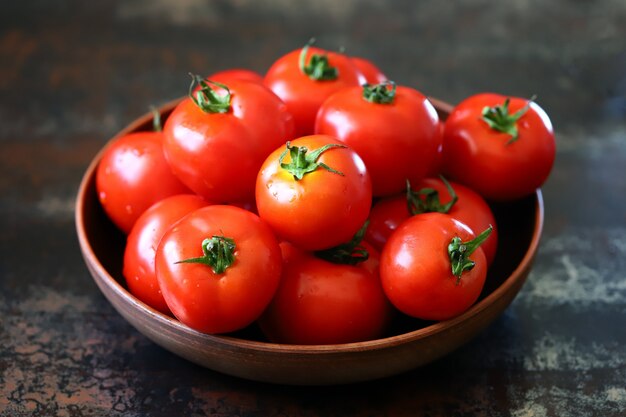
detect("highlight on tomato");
top-left (315, 81), bottom-right (441, 196)
top-left (155, 205), bottom-right (282, 334)
top-left (255, 135), bottom-right (372, 251)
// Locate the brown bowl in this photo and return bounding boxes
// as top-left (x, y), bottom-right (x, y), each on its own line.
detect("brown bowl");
top-left (75, 98), bottom-right (544, 385)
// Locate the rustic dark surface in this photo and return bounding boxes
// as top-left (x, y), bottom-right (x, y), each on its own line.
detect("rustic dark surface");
top-left (1, 0), bottom-right (625, 416)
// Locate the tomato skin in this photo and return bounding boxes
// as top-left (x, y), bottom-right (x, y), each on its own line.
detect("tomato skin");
top-left (163, 79), bottom-right (295, 203)
top-left (366, 177), bottom-right (498, 265)
top-left (255, 135), bottom-right (372, 251)
top-left (264, 46), bottom-right (364, 137)
top-left (123, 194), bottom-right (210, 314)
top-left (315, 85), bottom-right (441, 196)
top-left (155, 205), bottom-right (282, 334)
top-left (442, 93), bottom-right (555, 201)
top-left (350, 56), bottom-right (387, 84)
top-left (259, 242), bottom-right (393, 345)
top-left (207, 68), bottom-right (263, 85)
top-left (380, 213), bottom-right (488, 321)
top-left (96, 131), bottom-right (191, 234)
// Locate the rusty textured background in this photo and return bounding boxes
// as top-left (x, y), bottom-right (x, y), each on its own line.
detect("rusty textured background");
top-left (1, 0), bottom-right (625, 416)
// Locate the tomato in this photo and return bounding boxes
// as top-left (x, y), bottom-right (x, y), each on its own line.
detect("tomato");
top-left (96, 128), bottom-right (191, 234)
top-left (255, 135), bottom-right (372, 251)
top-left (155, 205), bottom-right (282, 334)
top-left (123, 194), bottom-right (210, 314)
top-left (206, 68), bottom-right (263, 85)
top-left (442, 93), bottom-right (555, 201)
top-left (315, 82), bottom-right (441, 196)
top-left (380, 212), bottom-right (491, 321)
top-left (258, 241), bottom-right (393, 345)
top-left (264, 40), bottom-right (364, 137)
top-left (350, 56), bottom-right (387, 84)
top-left (163, 77), bottom-right (295, 203)
top-left (366, 177), bottom-right (498, 265)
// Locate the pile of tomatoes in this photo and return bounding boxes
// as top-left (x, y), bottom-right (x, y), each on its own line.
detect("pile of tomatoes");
top-left (96, 40), bottom-right (555, 345)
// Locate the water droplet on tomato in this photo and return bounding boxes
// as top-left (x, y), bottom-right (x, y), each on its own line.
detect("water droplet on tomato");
top-left (125, 205), bottom-right (133, 214)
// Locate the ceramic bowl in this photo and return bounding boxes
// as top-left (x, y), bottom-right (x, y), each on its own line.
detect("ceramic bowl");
top-left (75, 98), bottom-right (544, 385)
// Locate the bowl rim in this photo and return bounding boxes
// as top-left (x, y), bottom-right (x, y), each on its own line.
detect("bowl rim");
top-left (75, 98), bottom-right (544, 355)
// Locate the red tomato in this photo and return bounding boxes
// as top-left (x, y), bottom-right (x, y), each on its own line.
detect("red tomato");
top-left (255, 135), bottom-right (372, 251)
top-left (264, 41), bottom-right (364, 137)
top-left (123, 194), bottom-right (210, 314)
top-left (315, 82), bottom-right (441, 196)
top-left (163, 77), bottom-right (295, 203)
top-left (206, 68), bottom-right (263, 85)
top-left (426, 121), bottom-right (445, 177)
top-left (442, 93), bottom-right (555, 201)
top-left (259, 241), bottom-right (393, 345)
top-left (366, 177), bottom-right (498, 265)
top-left (155, 205), bottom-right (282, 334)
top-left (96, 130), bottom-right (191, 234)
top-left (380, 212), bottom-right (491, 321)
top-left (350, 56), bottom-right (387, 84)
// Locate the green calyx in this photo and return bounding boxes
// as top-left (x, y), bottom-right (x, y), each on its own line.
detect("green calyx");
top-left (175, 235), bottom-right (236, 275)
top-left (188, 73), bottom-right (231, 114)
top-left (447, 226), bottom-right (493, 283)
top-left (362, 81), bottom-right (396, 104)
top-left (481, 96), bottom-right (535, 144)
top-left (315, 221), bottom-right (370, 265)
top-left (299, 38), bottom-right (339, 81)
top-left (279, 141), bottom-right (346, 180)
top-left (406, 176), bottom-right (458, 215)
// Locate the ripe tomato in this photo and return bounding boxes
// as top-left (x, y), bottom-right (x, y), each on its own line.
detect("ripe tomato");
top-left (155, 205), bottom-right (282, 334)
top-left (206, 68), bottom-right (263, 85)
top-left (315, 82), bottom-right (441, 196)
top-left (123, 194), bottom-right (210, 314)
top-left (366, 177), bottom-right (498, 265)
top-left (350, 56), bottom-right (387, 84)
top-left (442, 93), bottom-right (555, 201)
top-left (255, 135), bottom-right (372, 251)
top-left (258, 241), bottom-right (393, 345)
top-left (96, 128), bottom-right (191, 234)
top-left (163, 77), bottom-right (294, 203)
top-left (264, 40), bottom-right (364, 137)
top-left (380, 212), bottom-right (491, 321)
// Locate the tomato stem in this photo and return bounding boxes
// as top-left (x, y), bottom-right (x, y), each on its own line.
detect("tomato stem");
top-left (175, 235), bottom-right (236, 274)
top-left (315, 221), bottom-right (370, 265)
top-left (188, 74), bottom-right (231, 114)
top-left (150, 106), bottom-right (162, 132)
top-left (481, 96), bottom-right (536, 144)
top-left (279, 141), bottom-right (346, 180)
top-left (299, 38), bottom-right (339, 81)
top-left (362, 81), bottom-right (396, 104)
top-left (448, 226), bottom-right (492, 283)
top-left (406, 176), bottom-right (458, 215)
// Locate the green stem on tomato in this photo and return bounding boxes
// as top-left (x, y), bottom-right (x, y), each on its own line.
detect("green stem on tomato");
top-left (481, 95), bottom-right (536, 144)
top-left (175, 235), bottom-right (236, 274)
top-left (279, 141), bottom-right (346, 180)
top-left (362, 81), bottom-right (396, 104)
top-left (315, 221), bottom-right (370, 265)
top-left (188, 73), bottom-right (231, 114)
top-left (150, 106), bottom-right (162, 132)
top-left (406, 176), bottom-right (458, 215)
top-left (298, 38), bottom-right (339, 81)
top-left (448, 226), bottom-right (493, 283)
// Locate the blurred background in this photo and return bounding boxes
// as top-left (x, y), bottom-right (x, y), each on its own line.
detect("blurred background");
top-left (1, 1), bottom-right (625, 416)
